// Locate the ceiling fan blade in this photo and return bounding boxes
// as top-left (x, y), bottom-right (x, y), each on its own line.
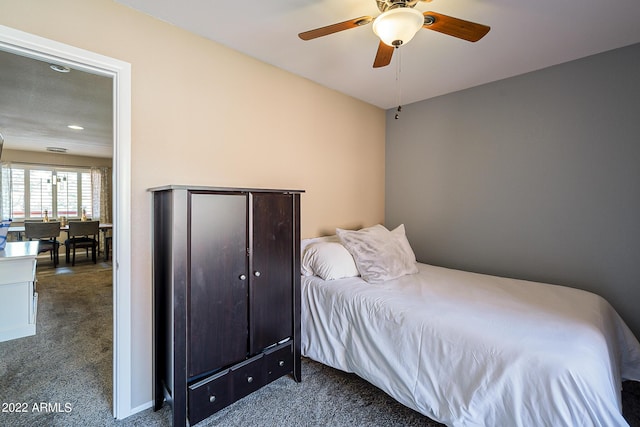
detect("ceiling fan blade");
top-left (298, 16), bottom-right (373, 41)
top-left (423, 12), bottom-right (490, 42)
top-left (373, 41), bottom-right (395, 68)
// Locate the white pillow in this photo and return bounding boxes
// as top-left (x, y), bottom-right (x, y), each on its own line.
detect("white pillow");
top-left (301, 235), bottom-right (339, 257)
top-left (336, 224), bottom-right (418, 284)
top-left (301, 235), bottom-right (340, 275)
top-left (389, 224), bottom-right (418, 265)
top-left (301, 241), bottom-right (360, 280)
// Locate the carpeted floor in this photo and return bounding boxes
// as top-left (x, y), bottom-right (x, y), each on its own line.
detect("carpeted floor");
top-left (0, 259), bottom-right (113, 427)
top-left (0, 259), bottom-right (638, 427)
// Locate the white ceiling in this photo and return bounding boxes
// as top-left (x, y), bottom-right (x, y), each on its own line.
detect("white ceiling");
top-left (116, 0), bottom-right (640, 109)
top-left (0, 49), bottom-right (113, 159)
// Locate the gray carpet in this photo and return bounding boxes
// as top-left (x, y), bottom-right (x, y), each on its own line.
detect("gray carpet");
top-left (0, 262), bottom-right (638, 427)
top-left (0, 262), bottom-right (113, 427)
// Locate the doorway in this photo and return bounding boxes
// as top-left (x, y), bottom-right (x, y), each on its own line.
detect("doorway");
top-left (0, 24), bottom-right (133, 419)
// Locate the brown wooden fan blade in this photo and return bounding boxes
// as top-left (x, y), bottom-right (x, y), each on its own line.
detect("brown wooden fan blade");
top-left (373, 41), bottom-right (395, 68)
top-left (298, 16), bottom-right (373, 41)
top-left (423, 12), bottom-right (490, 42)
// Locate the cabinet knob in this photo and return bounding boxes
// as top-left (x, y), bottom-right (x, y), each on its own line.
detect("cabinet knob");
top-left (239, 274), bottom-right (247, 280)
top-left (253, 271), bottom-right (261, 277)
top-left (209, 395), bottom-right (216, 403)
top-left (247, 376), bottom-right (254, 383)
top-left (278, 360), bottom-right (285, 367)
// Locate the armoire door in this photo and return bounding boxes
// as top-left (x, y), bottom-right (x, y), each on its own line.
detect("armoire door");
top-left (189, 192), bottom-right (248, 378)
top-left (249, 192), bottom-right (294, 353)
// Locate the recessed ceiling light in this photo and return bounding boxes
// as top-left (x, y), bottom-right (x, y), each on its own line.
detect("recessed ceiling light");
top-left (67, 125), bottom-right (84, 130)
top-left (50, 64), bottom-right (71, 73)
top-left (46, 146), bottom-right (68, 153)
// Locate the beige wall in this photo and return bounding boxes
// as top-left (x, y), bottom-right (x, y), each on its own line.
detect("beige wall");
top-left (1, 0), bottom-right (385, 411)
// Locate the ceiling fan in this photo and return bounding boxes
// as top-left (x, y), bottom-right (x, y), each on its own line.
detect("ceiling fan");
top-left (298, 0), bottom-right (490, 68)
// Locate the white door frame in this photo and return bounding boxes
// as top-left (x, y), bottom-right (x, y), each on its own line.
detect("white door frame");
top-left (0, 24), bottom-right (133, 419)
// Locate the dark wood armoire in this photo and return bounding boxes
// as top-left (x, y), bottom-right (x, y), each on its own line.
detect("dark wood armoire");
top-left (150, 185), bottom-right (303, 426)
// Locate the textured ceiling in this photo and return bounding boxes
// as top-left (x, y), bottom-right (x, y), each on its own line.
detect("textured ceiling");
top-left (0, 49), bottom-right (113, 159)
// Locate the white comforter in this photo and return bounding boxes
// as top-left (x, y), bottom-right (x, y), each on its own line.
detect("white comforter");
top-left (301, 263), bottom-right (640, 427)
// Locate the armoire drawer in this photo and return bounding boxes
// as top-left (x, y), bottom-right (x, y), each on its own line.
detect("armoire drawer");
top-left (188, 369), bottom-right (231, 425)
top-left (231, 353), bottom-right (265, 400)
top-left (265, 341), bottom-right (293, 383)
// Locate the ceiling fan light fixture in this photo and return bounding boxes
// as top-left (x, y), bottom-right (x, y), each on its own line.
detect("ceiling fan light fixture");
top-left (373, 7), bottom-right (424, 47)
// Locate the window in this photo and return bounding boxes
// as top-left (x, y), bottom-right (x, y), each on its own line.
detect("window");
top-left (29, 169), bottom-right (53, 218)
top-left (1, 163), bottom-right (93, 220)
top-left (56, 171), bottom-right (79, 217)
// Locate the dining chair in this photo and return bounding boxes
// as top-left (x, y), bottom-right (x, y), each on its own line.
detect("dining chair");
top-left (104, 234), bottom-right (112, 261)
top-left (24, 221), bottom-right (61, 267)
top-left (65, 220), bottom-right (99, 266)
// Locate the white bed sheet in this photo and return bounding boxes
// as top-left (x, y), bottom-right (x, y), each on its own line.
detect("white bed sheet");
top-left (301, 263), bottom-right (640, 427)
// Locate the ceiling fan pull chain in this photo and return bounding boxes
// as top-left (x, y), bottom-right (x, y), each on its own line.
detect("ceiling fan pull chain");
top-left (395, 47), bottom-right (402, 119)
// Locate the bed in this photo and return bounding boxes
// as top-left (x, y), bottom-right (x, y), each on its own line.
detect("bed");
top-left (300, 225), bottom-right (640, 427)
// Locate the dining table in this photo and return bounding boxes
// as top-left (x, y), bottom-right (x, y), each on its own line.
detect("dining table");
top-left (7, 222), bottom-right (113, 258)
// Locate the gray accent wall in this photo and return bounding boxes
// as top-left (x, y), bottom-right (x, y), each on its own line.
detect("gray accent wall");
top-left (385, 43), bottom-right (640, 338)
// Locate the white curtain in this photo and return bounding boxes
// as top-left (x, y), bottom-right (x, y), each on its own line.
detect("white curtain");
top-left (91, 166), bottom-right (112, 251)
top-left (91, 167), bottom-right (112, 224)
top-left (1, 161), bottom-right (12, 221)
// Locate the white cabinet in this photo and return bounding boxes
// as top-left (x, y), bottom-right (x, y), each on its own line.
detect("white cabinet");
top-left (0, 241), bottom-right (38, 342)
